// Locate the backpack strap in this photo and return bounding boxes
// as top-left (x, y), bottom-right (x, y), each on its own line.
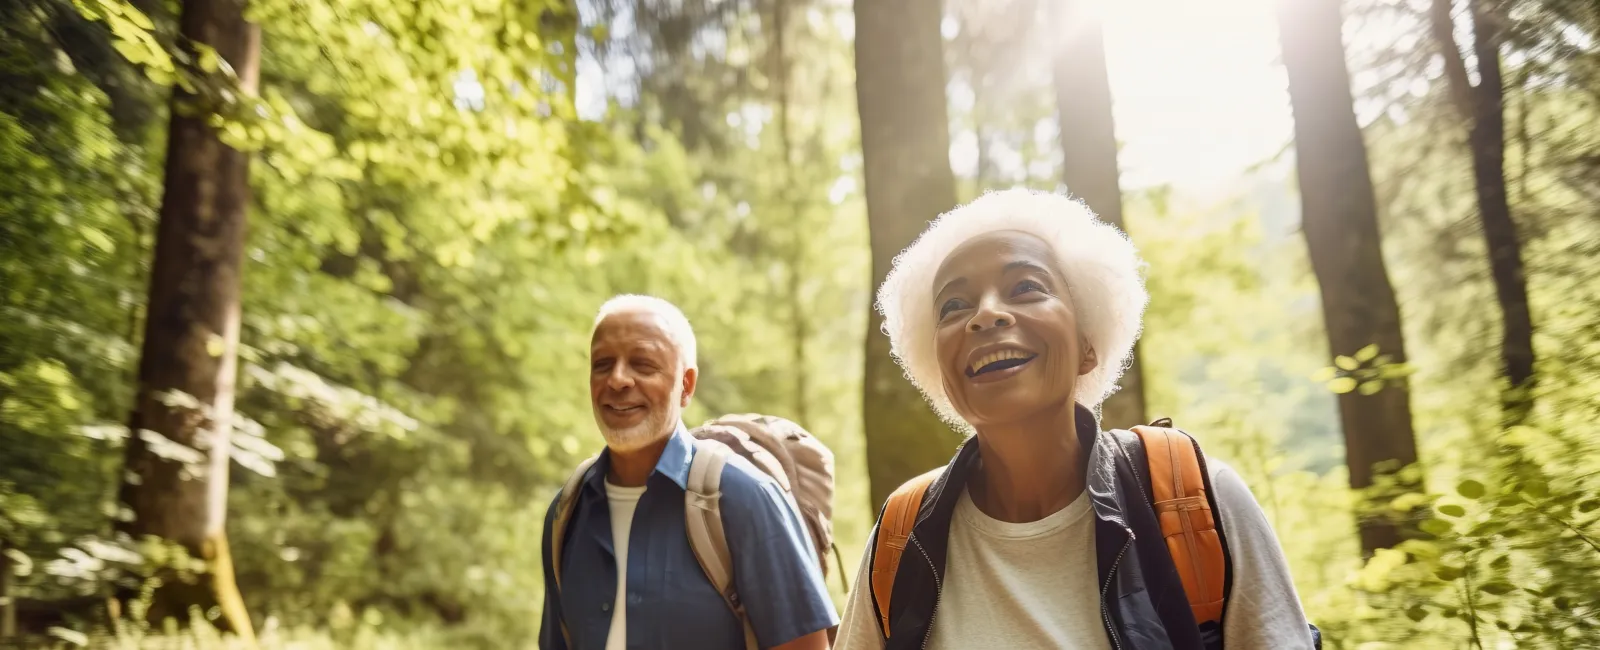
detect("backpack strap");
top-left (1130, 422), bottom-right (1228, 627)
top-left (550, 454), bottom-right (600, 646)
top-left (869, 467), bottom-right (942, 638)
top-left (684, 439), bottom-right (760, 650)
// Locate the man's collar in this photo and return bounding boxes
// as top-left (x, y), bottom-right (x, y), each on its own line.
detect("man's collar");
top-left (584, 421), bottom-right (695, 493)
top-left (652, 422), bottom-right (695, 490)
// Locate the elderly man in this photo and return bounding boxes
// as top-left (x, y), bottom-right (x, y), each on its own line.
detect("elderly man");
top-left (539, 295), bottom-right (838, 650)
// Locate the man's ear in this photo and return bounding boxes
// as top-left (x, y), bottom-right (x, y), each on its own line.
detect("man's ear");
top-left (680, 366), bottom-right (698, 407)
top-left (1079, 340), bottom-right (1099, 376)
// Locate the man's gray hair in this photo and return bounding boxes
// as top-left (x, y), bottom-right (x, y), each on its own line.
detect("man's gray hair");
top-left (875, 188), bottom-right (1148, 424)
top-left (593, 294), bottom-right (699, 371)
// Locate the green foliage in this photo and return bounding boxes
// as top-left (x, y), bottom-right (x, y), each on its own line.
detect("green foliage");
top-left (1337, 420), bottom-right (1600, 647)
top-left (1312, 344), bottom-right (1415, 396)
top-left (1, 3), bottom-right (150, 607)
top-left (3, 0), bottom-right (870, 641)
top-left (4, 0), bottom-right (1598, 646)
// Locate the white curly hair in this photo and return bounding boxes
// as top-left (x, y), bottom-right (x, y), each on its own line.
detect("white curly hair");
top-left (875, 187), bottom-right (1148, 425)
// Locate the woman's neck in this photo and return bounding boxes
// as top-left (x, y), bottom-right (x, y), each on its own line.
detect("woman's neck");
top-left (969, 401), bottom-right (1088, 523)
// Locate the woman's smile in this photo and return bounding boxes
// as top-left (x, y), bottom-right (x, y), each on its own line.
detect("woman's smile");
top-left (964, 344), bottom-right (1040, 381)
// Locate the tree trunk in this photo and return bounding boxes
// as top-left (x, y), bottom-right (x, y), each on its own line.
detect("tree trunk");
top-left (116, 0), bottom-right (259, 638)
top-left (1, 542), bottom-right (14, 639)
top-left (772, 0), bottom-right (811, 428)
top-left (854, 0), bottom-right (962, 508)
top-left (1429, 0), bottom-right (1536, 424)
top-left (1050, 0), bottom-right (1146, 430)
top-left (1276, 0), bottom-right (1421, 555)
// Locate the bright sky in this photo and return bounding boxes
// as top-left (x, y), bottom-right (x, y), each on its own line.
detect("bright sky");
top-left (573, 0), bottom-right (1306, 193)
top-left (1095, 0), bottom-right (1295, 190)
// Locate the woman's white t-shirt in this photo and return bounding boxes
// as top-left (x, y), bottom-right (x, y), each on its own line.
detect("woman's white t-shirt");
top-left (834, 459), bottom-right (1315, 650)
top-left (926, 486), bottom-right (1111, 649)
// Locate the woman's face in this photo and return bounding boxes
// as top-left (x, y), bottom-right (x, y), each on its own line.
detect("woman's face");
top-left (931, 230), bottom-right (1097, 427)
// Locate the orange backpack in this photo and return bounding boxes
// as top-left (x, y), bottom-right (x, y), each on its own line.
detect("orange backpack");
top-left (869, 419), bottom-right (1227, 637)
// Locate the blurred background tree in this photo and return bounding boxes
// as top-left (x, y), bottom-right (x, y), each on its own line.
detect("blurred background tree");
top-left (3, 0), bottom-right (1599, 647)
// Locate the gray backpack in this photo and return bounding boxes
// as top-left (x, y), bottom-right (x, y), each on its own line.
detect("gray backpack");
top-left (549, 413), bottom-right (839, 649)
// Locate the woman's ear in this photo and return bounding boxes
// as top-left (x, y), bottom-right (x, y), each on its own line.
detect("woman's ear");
top-left (1079, 339), bottom-right (1099, 376)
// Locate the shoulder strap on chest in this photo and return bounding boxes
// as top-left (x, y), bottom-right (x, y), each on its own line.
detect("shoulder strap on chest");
top-left (869, 467), bottom-right (942, 638)
top-left (1129, 421), bottom-right (1228, 627)
top-left (550, 454), bottom-right (599, 593)
top-left (550, 454), bottom-right (599, 647)
top-left (684, 439), bottom-right (759, 650)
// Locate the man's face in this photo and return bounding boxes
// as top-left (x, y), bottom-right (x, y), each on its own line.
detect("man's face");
top-left (931, 230), bottom-right (1097, 427)
top-left (589, 309), bottom-right (696, 453)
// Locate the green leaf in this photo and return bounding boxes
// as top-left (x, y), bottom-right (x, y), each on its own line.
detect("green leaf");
top-left (1490, 554), bottom-right (1509, 570)
top-left (1521, 480), bottom-right (1548, 499)
top-left (1579, 500), bottom-right (1599, 513)
top-left (1405, 606), bottom-right (1428, 622)
top-left (1327, 377), bottom-right (1358, 394)
top-left (1437, 504), bottom-right (1466, 517)
top-left (112, 39), bottom-right (148, 65)
top-left (1479, 581), bottom-right (1515, 595)
top-left (1358, 380), bottom-right (1384, 396)
top-left (1457, 480), bottom-right (1486, 500)
top-left (2, 548), bottom-right (31, 576)
top-left (81, 227), bottom-right (115, 253)
top-left (195, 43), bottom-right (221, 73)
top-left (126, 4), bottom-right (154, 29)
top-left (1396, 538), bottom-right (1442, 559)
top-left (1434, 564), bottom-right (1463, 581)
top-left (1310, 366), bottom-right (1338, 383)
top-left (1354, 344), bottom-right (1380, 362)
top-left (143, 65), bottom-right (174, 86)
top-left (1334, 355), bottom-right (1360, 371)
top-left (1420, 519), bottom-right (1453, 536)
top-left (1391, 492), bottom-right (1431, 512)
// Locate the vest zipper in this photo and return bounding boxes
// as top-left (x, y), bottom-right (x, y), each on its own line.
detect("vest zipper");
top-left (912, 534), bottom-right (942, 650)
top-left (1100, 437), bottom-right (1147, 650)
top-left (1100, 533), bottom-right (1132, 650)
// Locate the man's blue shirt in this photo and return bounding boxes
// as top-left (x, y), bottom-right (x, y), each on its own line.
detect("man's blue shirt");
top-left (539, 425), bottom-right (839, 649)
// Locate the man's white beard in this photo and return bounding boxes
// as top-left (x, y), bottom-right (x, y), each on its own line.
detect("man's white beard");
top-left (596, 385), bottom-right (683, 453)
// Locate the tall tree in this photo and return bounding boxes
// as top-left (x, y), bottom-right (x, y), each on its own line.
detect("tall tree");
top-left (1276, 0), bottom-right (1421, 554)
top-left (117, 0), bottom-right (259, 636)
top-left (1429, 0), bottom-right (1537, 423)
top-left (1050, 0), bottom-right (1146, 429)
top-left (1, 542), bottom-right (12, 638)
top-left (854, 0), bottom-right (962, 507)
top-left (770, 0), bottom-right (811, 427)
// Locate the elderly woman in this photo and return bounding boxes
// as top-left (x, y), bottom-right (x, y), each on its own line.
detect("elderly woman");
top-left (834, 189), bottom-right (1315, 650)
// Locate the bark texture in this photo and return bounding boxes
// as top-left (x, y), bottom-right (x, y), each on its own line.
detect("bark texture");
top-left (1277, 0), bottom-right (1422, 554)
top-left (117, 0), bottom-right (259, 636)
top-left (854, 0), bottom-right (963, 508)
top-left (1430, 0), bottom-right (1536, 423)
top-left (1051, 0), bottom-right (1147, 430)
